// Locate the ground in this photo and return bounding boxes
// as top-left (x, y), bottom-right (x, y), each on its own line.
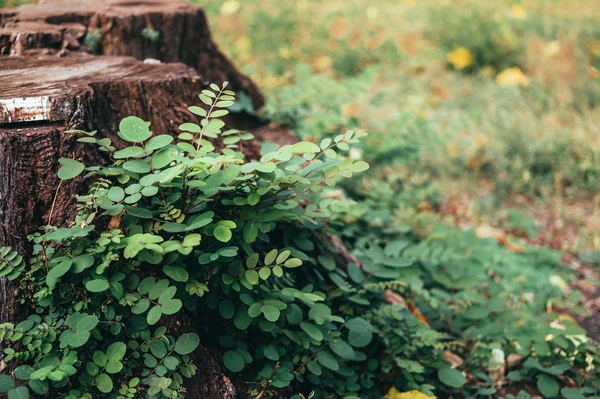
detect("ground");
top-left (199, 0), bottom-right (600, 347)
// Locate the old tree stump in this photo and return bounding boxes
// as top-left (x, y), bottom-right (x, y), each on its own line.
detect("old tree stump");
top-left (0, 1), bottom-right (295, 397)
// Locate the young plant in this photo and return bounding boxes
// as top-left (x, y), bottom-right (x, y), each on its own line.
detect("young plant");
top-left (0, 82), bottom-right (370, 399)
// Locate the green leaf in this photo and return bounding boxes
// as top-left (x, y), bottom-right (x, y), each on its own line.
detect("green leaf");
top-left (60, 330), bottom-right (90, 348)
top-left (188, 105), bottom-right (207, 116)
top-left (179, 123), bottom-right (201, 133)
top-left (261, 305), bottom-right (280, 322)
top-left (308, 303), bottom-right (331, 324)
top-left (122, 160), bottom-right (151, 174)
top-left (246, 253), bottom-right (259, 269)
top-left (219, 301), bottom-right (235, 319)
top-left (561, 388), bottom-right (585, 399)
top-left (257, 162), bottom-right (276, 173)
top-left (163, 265), bottom-right (189, 282)
top-left (258, 267), bottom-right (271, 280)
top-left (7, 386), bottom-right (29, 399)
top-left (104, 360), bottom-right (123, 374)
top-left (438, 368), bottom-right (466, 388)
top-left (85, 279), bottom-right (109, 293)
top-left (211, 109), bottom-right (229, 118)
top-left (214, 226), bottom-right (232, 243)
top-left (57, 158), bottom-right (85, 180)
top-left (160, 299), bottom-right (182, 315)
top-left (113, 146), bottom-right (146, 159)
top-left (145, 135), bottom-right (173, 151)
top-left (95, 373), bottom-right (113, 393)
top-left (234, 308), bottom-right (253, 330)
top-left (0, 375), bottom-right (16, 393)
top-left (263, 346), bottom-right (280, 361)
top-left (316, 350), bottom-right (339, 371)
top-left (223, 350), bottom-right (245, 372)
top-left (290, 142), bottom-right (321, 154)
top-left (174, 333), bottom-right (200, 355)
top-left (124, 205), bottom-right (153, 219)
top-left (537, 374), bottom-right (559, 398)
top-left (463, 306), bottom-right (489, 320)
top-left (276, 250), bottom-right (291, 264)
top-left (106, 342), bottom-right (127, 361)
top-left (119, 116), bottom-right (151, 143)
top-left (264, 249), bottom-right (278, 266)
top-left (243, 222), bottom-right (258, 244)
top-left (347, 328), bottom-right (372, 348)
top-left (329, 338), bottom-right (355, 360)
top-left (147, 306), bottom-right (162, 325)
top-left (93, 351), bottom-right (107, 367)
top-left (132, 298), bottom-right (150, 314)
top-left (245, 270), bottom-right (259, 285)
top-left (300, 322), bottom-right (323, 341)
top-left (350, 161), bottom-right (369, 173)
top-left (284, 258), bottom-right (302, 268)
top-left (152, 147), bottom-right (179, 169)
top-left (47, 259), bottom-right (72, 282)
top-left (28, 380), bottom-right (47, 396)
top-left (77, 315), bottom-right (99, 331)
top-left (107, 187), bottom-right (125, 202)
top-left (13, 366), bottom-right (33, 380)
top-left (221, 164), bottom-right (240, 185)
top-left (247, 193), bottom-right (260, 206)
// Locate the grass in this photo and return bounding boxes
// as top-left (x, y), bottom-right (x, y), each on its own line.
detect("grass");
top-left (200, 0), bottom-right (600, 253)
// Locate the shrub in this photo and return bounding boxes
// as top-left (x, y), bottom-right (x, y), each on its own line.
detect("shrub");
top-left (0, 83), bottom-right (371, 398)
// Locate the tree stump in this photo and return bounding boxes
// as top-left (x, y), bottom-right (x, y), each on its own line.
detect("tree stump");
top-left (0, 1), bottom-right (295, 397)
top-left (0, 0), bottom-right (265, 111)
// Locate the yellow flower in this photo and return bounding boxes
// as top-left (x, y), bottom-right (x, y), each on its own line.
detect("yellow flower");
top-left (278, 47), bottom-right (293, 59)
top-left (446, 47), bottom-right (474, 70)
top-left (313, 55), bottom-right (333, 71)
top-left (511, 4), bottom-right (527, 19)
top-left (384, 387), bottom-right (436, 399)
top-left (496, 67), bottom-right (530, 87)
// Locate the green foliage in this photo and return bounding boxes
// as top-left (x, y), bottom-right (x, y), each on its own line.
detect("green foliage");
top-left (2, 85), bottom-right (598, 399)
top-left (428, 5), bottom-right (526, 71)
top-left (0, 83), bottom-right (373, 398)
top-left (83, 29), bottom-right (102, 55)
top-left (0, 246), bottom-right (25, 280)
top-left (141, 28), bottom-right (160, 42)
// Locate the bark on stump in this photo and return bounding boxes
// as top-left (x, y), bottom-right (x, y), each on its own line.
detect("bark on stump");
top-left (0, 0), bottom-right (264, 111)
top-left (0, 1), bottom-right (296, 397)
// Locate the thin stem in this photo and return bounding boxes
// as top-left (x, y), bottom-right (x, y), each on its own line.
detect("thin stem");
top-left (47, 179), bottom-right (64, 227)
top-left (255, 361), bottom-right (280, 399)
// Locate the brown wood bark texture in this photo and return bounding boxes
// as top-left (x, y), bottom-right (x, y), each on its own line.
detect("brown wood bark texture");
top-left (0, 0), bottom-right (265, 110)
top-left (0, 1), bottom-right (296, 397)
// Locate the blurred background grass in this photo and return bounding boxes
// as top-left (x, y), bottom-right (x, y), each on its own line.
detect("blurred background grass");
top-left (197, 0), bottom-right (600, 253)
top-left (2, 0), bottom-right (599, 253)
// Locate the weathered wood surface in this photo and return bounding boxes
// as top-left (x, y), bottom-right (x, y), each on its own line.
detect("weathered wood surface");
top-left (0, 1), bottom-right (296, 397)
top-left (0, 0), bottom-right (265, 111)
